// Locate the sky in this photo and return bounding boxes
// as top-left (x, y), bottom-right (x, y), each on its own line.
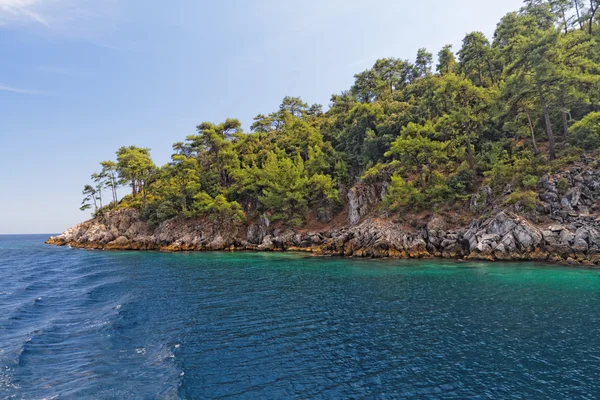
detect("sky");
top-left (0, 0), bottom-right (525, 234)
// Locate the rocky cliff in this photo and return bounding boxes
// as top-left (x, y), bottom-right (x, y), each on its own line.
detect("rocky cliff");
top-left (47, 162), bottom-right (600, 266)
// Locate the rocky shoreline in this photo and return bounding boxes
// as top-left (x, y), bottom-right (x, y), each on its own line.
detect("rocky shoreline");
top-left (47, 162), bottom-right (600, 266)
top-left (46, 209), bottom-right (600, 266)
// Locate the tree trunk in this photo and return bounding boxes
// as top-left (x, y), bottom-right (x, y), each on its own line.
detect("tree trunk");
top-left (589, 0), bottom-right (599, 35)
top-left (427, 159), bottom-right (433, 185)
top-left (142, 182), bottom-right (147, 208)
top-left (465, 124), bottom-right (476, 170)
top-left (562, 110), bottom-right (569, 137)
top-left (417, 163), bottom-right (425, 189)
top-left (524, 107), bottom-right (539, 154)
top-left (486, 60), bottom-right (496, 85)
top-left (537, 81), bottom-right (556, 160)
top-left (111, 175), bottom-right (118, 205)
top-left (574, 0), bottom-right (584, 30)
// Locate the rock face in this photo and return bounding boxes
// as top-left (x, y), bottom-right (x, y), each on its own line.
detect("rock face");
top-left (47, 162), bottom-right (600, 266)
top-left (348, 181), bottom-right (387, 225)
top-left (46, 209), bottom-right (600, 266)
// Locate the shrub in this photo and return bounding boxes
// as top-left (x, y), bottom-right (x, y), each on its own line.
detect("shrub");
top-left (191, 192), bottom-right (246, 226)
top-left (382, 174), bottom-right (425, 211)
top-left (484, 150), bottom-right (549, 195)
top-left (556, 177), bottom-right (569, 195)
top-left (308, 174), bottom-right (341, 222)
top-left (142, 200), bottom-right (178, 229)
top-left (521, 175), bottom-right (538, 189)
top-left (570, 112), bottom-right (600, 150)
top-left (505, 190), bottom-right (538, 210)
top-left (448, 168), bottom-right (476, 195)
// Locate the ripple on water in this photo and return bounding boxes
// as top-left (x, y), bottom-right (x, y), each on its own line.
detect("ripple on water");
top-left (2, 237), bottom-right (600, 399)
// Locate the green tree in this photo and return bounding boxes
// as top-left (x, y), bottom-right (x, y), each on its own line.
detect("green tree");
top-left (433, 74), bottom-right (492, 170)
top-left (372, 58), bottom-right (413, 94)
top-left (570, 111), bottom-right (600, 149)
top-left (91, 172), bottom-right (106, 210)
top-left (279, 96), bottom-right (309, 118)
top-left (191, 192), bottom-right (245, 227)
top-left (414, 48), bottom-right (433, 79)
top-left (505, 22), bottom-right (600, 160)
top-left (458, 32), bottom-right (497, 86)
top-left (385, 122), bottom-right (447, 188)
top-left (255, 151), bottom-right (309, 225)
top-left (436, 45), bottom-right (457, 75)
top-left (336, 102), bottom-right (386, 179)
top-left (80, 184), bottom-right (98, 214)
top-left (351, 69), bottom-right (380, 103)
top-left (116, 146), bottom-right (156, 205)
top-left (100, 160), bottom-right (119, 206)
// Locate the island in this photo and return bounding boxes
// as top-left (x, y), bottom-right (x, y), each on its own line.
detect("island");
top-left (48, 2), bottom-right (600, 265)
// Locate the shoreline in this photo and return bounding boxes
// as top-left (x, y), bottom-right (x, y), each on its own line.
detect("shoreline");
top-left (45, 211), bottom-right (600, 267)
top-left (45, 239), bottom-right (600, 268)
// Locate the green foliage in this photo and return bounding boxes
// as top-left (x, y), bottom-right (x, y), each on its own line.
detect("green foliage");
top-left (385, 121), bottom-right (447, 188)
top-left (382, 171), bottom-right (457, 212)
top-left (78, 1), bottom-right (600, 227)
top-left (556, 177), bottom-right (569, 195)
top-left (570, 111), bottom-right (600, 150)
top-left (448, 168), bottom-right (476, 194)
top-left (191, 193), bottom-right (245, 226)
top-left (382, 174), bottom-right (425, 211)
top-left (308, 174), bottom-right (341, 222)
top-left (436, 45), bottom-right (457, 75)
top-left (116, 146), bottom-right (156, 205)
top-left (505, 190), bottom-right (539, 210)
top-left (80, 184), bottom-right (97, 214)
top-left (230, 150), bottom-right (311, 225)
top-left (521, 175), bottom-right (539, 189)
top-left (142, 200), bottom-right (179, 229)
top-left (484, 148), bottom-right (550, 195)
top-left (458, 32), bottom-right (497, 86)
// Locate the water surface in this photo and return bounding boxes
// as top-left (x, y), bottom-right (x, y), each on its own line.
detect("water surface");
top-left (1, 235), bottom-right (600, 399)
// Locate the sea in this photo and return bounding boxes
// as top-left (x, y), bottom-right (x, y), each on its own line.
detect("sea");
top-left (1, 234), bottom-right (600, 399)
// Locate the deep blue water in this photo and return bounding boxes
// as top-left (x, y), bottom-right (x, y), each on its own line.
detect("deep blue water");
top-left (1, 235), bottom-right (600, 399)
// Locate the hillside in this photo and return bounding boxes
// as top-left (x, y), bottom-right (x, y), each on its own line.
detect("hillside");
top-left (48, 0), bottom-right (600, 265)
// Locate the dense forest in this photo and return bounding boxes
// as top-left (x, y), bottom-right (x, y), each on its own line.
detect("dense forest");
top-left (81, 0), bottom-right (600, 230)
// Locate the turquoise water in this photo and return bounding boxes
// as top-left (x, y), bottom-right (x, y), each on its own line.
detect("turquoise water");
top-left (1, 235), bottom-right (600, 399)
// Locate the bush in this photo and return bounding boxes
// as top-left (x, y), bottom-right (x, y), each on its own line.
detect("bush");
top-left (308, 174), bottom-right (341, 222)
top-left (142, 200), bottom-right (179, 229)
top-left (556, 177), bottom-right (569, 195)
top-left (448, 168), bottom-right (476, 195)
top-left (505, 190), bottom-right (538, 211)
top-left (191, 192), bottom-right (246, 226)
top-left (521, 175), bottom-right (538, 189)
top-left (424, 182), bottom-right (453, 205)
top-left (484, 150), bottom-right (549, 195)
top-left (382, 174), bottom-right (425, 211)
top-left (570, 112), bottom-right (600, 150)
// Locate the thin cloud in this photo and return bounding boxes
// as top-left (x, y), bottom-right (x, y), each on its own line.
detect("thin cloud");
top-left (0, 83), bottom-right (48, 95)
top-left (0, 0), bottom-right (49, 26)
top-left (37, 65), bottom-right (74, 76)
top-left (0, 0), bottom-right (121, 32)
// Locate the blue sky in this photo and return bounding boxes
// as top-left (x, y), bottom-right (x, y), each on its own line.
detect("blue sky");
top-left (0, 0), bottom-right (524, 234)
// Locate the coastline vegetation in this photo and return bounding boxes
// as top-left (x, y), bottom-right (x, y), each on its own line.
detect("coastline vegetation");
top-left (82, 0), bottom-right (600, 228)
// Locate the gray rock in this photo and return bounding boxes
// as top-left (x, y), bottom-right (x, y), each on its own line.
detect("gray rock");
top-left (257, 235), bottom-right (274, 251)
